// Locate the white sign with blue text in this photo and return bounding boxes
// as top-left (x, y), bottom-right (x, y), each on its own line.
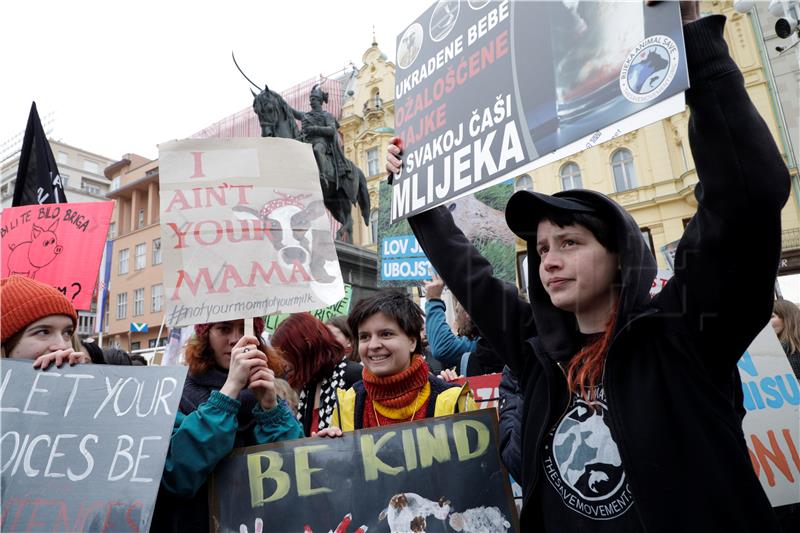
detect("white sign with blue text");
top-left (738, 325), bottom-right (800, 507)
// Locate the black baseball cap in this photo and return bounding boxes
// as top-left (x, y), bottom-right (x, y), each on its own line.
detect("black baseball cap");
top-left (505, 190), bottom-right (600, 240)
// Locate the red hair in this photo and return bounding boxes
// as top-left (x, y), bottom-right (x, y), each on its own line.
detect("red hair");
top-left (184, 326), bottom-right (285, 376)
top-left (566, 304), bottom-right (618, 405)
top-left (271, 313), bottom-right (344, 389)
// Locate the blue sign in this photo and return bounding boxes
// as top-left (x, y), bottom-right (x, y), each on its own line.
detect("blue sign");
top-left (382, 258), bottom-right (433, 281)
top-left (381, 235), bottom-right (425, 258)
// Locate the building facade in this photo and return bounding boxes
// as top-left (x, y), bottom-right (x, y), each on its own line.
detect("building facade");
top-left (103, 154), bottom-right (166, 352)
top-left (339, 40), bottom-right (397, 249)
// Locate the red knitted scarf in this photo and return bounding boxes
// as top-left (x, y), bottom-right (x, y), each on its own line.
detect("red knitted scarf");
top-left (362, 355), bottom-right (430, 428)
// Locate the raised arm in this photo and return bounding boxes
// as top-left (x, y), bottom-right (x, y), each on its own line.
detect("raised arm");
top-left (425, 298), bottom-right (478, 368)
top-left (657, 15), bottom-right (791, 368)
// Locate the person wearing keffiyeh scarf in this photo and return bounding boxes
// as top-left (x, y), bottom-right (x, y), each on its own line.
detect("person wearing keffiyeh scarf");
top-left (271, 313), bottom-right (362, 436)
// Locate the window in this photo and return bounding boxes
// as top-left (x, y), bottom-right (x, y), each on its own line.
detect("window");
top-left (152, 238), bottom-right (161, 265)
top-left (133, 288), bottom-right (144, 316)
top-left (117, 292), bottom-right (128, 319)
top-left (369, 209), bottom-right (379, 244)
top-left (559, 162), bottom-right (583, 190)
top-left (83, 160), bottom-right (99, 173)
top-left (135, 243), bottom-right (146, 270)
top-left (109, 222), bottom-right (116, 239)
top-left (137, 208), bottom-right (145, 228)
top-left (130, 342), bottom-right (141, 351)
top-left (514, 174), bottom-right (533, 192)
top-left (366, 148), bottom-right (379, 176)
top-left (81, 178), bottom-right (101, 195)
top-left (611, 148), bottom-right (637, 191)
top-left (60, 174), bottom-right (69, 188)
top-left (149, 338), bottom-right (167, 348)
top-left (58, 151), bottom-right (69, 164)
top-left (151, 283), bottom-right (164, 313)
top-left (119, 248), bottom-right (129, 275)
top-left (111, 177), bottom-right (121, 191)
top-left (640, 228), bottom-right (655, 258)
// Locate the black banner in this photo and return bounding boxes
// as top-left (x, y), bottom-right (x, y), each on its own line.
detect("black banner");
top-left (210, 409), bottom-right (518, 532)
top-left (391, 0), bottom-right (688, 220)
top-left (12, 102), bottom-right (67, 206)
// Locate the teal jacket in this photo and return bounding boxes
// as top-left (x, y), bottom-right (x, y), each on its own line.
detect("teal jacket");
top-left (161, 390), bottom-right (303, 497)
top-left (425, 298), bottom-right (478, 369)
top-left (152, 390), bottom-right (303, 532)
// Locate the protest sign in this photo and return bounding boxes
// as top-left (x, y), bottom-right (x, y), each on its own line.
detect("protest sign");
top-left (159, 137), bottom-right (345, 327)
top-left (453, 373), bottom-right (502, 409)
top-left (738, 325), bottom-right (800, 507)
top-left (378, 180), bottom-right (516, 286)
top-left (391, 0), bottom-right (688, 220)
top-left (210, 409), bottom-right (518, 532)
top-left (1, 201), bottom-right (114, 310)
top-left (0, 359), bottom-right (187, 532)
top-left (263, 283), bottom-right (353, 334)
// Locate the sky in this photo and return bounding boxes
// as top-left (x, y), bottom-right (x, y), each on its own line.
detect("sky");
top-left (1, 0), bottom-right (432, 162)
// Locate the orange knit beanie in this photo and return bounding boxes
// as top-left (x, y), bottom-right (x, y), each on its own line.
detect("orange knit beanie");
top-left (1, 275), bottom-right (77, 343)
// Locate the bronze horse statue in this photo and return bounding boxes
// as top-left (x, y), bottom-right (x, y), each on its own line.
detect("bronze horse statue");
top-left (250, 83), bottom-right (370, 243)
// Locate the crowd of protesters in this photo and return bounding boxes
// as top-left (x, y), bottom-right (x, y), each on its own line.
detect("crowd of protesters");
top-left (2, 2), bottom-right (799, 532)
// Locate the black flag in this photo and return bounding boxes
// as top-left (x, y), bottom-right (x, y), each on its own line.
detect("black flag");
top-left (12, 102), bottom-right (67, 206)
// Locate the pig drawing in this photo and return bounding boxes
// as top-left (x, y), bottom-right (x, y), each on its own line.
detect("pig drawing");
top-left (6, 219), bottom-right (63, 278)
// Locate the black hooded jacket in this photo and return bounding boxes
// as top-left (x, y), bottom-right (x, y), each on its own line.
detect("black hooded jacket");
top-left (408, 15), bottom-right (790, 532)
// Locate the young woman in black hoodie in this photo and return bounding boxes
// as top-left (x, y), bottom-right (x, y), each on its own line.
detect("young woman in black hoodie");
top-left (386, 3), bottom-right (790, 531)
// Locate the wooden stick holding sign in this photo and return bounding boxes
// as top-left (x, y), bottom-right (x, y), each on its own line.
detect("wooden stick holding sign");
top-left (244, 317), bottom-right (254, 339)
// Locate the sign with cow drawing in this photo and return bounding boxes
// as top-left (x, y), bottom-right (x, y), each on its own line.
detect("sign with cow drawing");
top-left (159, 138), bottom-right (344, 328)
top-left (209, 409), bottom-right (518, 533)
top-left (0, 201), bottom-right (114, 310)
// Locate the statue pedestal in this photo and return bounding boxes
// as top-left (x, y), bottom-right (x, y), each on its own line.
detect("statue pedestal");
top-left (334, 240), bottom-right (378, 305)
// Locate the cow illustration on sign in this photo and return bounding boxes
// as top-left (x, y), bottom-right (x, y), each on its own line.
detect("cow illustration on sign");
top-left (6, 218), bottom-right (63, 278)
top-left (233, 191), bottom-right (339, 283)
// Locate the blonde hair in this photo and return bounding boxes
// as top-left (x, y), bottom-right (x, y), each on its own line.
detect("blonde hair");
top-left (774, 299), bottom-right (800, 355)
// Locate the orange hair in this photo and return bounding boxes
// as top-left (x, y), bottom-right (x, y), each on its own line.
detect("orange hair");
top-left (566, 304), bottom-right (618, 405)
top-left (184, 330), bottom-right (286, 376)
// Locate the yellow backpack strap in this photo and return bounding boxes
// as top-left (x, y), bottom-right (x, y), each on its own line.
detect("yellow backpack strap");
top-left (331, 387), bottom-right (356, 432)
top-left (434, 383), bottom-right (475, 417)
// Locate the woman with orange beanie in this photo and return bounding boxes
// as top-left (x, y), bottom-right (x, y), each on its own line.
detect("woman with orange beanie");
top-left (1, 275), bottom-right (89, 368)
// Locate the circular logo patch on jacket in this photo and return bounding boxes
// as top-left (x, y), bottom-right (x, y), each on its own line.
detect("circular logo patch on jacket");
top-left (542, 389), bottom-right (634, 519)
top-left (619, 35), bottom-right (680, 104)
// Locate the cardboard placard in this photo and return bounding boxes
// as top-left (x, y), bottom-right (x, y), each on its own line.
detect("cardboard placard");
top-left (391, 0), bottom-right (688, 220)
top-left (159, 138), bottom-right (345, 327)
top-left (738, 325), bottom-right (800, 507)
top-left (0, 360), bottom-right (187, 532)
top-left (1, 201), bottom-right (114, 310)
top-left (264, 283), bottom-right (353, 334)
top-left (210, 409), bottom-right (518, 532)
top-left (453, 373), bottom-right (502, 409)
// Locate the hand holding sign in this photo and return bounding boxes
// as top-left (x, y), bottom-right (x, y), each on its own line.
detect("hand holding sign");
top-left (423, 273), bottom-right (445, 299)
top-left (249, 367), bottom-right (278, 410)
top-left (220, 335), bottom-right (268, 400)
top-left (33, 347), bottom-right (90, 370)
